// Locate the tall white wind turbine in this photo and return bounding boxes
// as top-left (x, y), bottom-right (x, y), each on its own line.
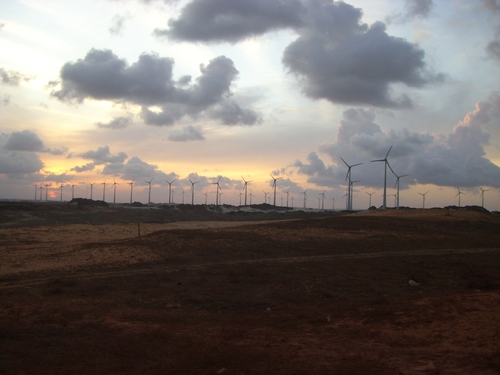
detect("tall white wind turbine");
top-left (145, 177), bottom-right (154, 204)
top-left (112, 179), bottom-right (118, 204)
top-left (270, 174), bottom-right (282, 206)
top-left (59, 185), bottom-right (63, 202)
top-left (102, 180), bottom-right (107, 202)
top-left (301, 189), bottom-right (307, 209)
top-left (212, 176), bottom-right (222, 205)
top-left (189, 178), bottom-right (199, 205)
top-left (128, 179), bottom-right (135, 204)
top-left (33, 183), bottom-right (38, 201)
top-left (165, 179), bottom-right (176, 204)
top-left (456, 187), bottom-right (465, 207)
top-left (341, 157), bottom-right (362, 211)
top-left (366, 191), bottom-right (374, 208)
top-left (418, 191), bottom-right (429, 209)
top-left (479, 186), bottom-right (489, 208)
top-left (393, 173), bottom-right (408, 209)
top-left (371, 145), bottom-right (393, 209)
top-left (88, 181), bottom-right (95, 200)
top-left (242, 177), bottom-right (252, 206)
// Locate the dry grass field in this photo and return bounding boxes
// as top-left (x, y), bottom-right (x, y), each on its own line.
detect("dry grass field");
top-left (1, 202), bottom-right (499, 374)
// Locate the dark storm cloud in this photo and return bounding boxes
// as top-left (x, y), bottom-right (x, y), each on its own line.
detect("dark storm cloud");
top-left (162, 0), bottom-right (443, 108)
top-left (168, 125), bottom-right (205, 141)
top-left (484, 0), bottom-right (500, 61)
top-left (154, 0), bottom-right (304, 43)
top-left (52, 50), bottom-right (260, 126)
top-left (282, 20), bottom-right (443, 108)
top-left (77, 145), bottom-right (128, 164)
top-left (102, 156), bottom-right (176, 186)
top-left (96, 115), bottom-right (134, 129)
top-left (4, 130), bottom-right (65, 155)
top-left (294, 96), bottom-right (500, 190)
top-left (0, 68), bottom-right (31, 86)
top-left (386, 0), bottom-right (434, 23)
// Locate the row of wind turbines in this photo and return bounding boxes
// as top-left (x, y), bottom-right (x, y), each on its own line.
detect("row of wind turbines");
top-left (31, 145), bottom-right (492, 209)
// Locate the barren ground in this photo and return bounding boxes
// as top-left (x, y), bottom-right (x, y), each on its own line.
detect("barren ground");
top-left (1, 202), bottom-right (499, 374)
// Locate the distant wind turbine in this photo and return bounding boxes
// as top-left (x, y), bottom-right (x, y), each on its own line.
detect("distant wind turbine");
top-left (285, 189), bottom-right (290, 208)
top-left (319, 191), bottom-right (326, 210)
top-left (341, 157), bottom-right (362, 211)
top-left (181, 189), bottom-right (185, 204)
top-left (59, 185), bottom-right (63, 202)
top-left (33, 183), bottom-right (38, 201)
top-left (145, 177), bottom-right (154, 204)
top-left (270, 174), bottom-right (282, 206)
top-left (301, 189), bottom-right (307, 209)
top-left (418, 191), bottom-right (429, 209)
top-left (112, 179), bottom-right (118, 204)
top-left (39, 185), bottom-right (43, 201)
top-left (88, 181), bottom-right (95, 200)
top-left (456, 187), bottom-right (465, 207)
top-left (331, 196), bottom-right (336, 210)
top-left (291, 196), bottom-right (295, 208)
top-left (249, 191), bottom-right (253, 205)
top-left (165, 179), bottom-right (176, 204)
top-left (102, 179), bottom-right (107, 202)
top-left (371, 145), bottom-right (393, 209)
top-left (390, 193), bottom-right (397, 208)
top-left (393, 172), bottom-right (408, 209)
top-left (128, 179), bottom-right (134, 204)
top-left (479, 187), bottom-right (489, 208)
top-left (45, 183), bottom-right (50, 201)
top-left (242, 177), bottom-right (252, 206)
top-left (212, 176), bottom-right (222, 205)
top-left (350, 181), bottom-right (360, 210)
top-left (71, 184), bottom-right (75, 200)
top-left (263, 191), bottom-right (269, 204)
top-left (204, 192), bottom-right (208, 205)
top-left (366, 191), bottom-right (374, 208)
top-left (189, 178), bottom-right (199, 205)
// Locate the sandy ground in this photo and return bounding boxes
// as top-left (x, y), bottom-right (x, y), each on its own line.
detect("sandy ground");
top-left (1, 204), bottom-right (499, 374)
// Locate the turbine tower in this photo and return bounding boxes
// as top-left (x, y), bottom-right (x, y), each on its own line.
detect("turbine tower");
top-left (165, 179), bottom-right (176, 204)
top-left (341, 157), bottom-right (362, 211)
top-left (301, 189), bottom-right (307, 209)
top-left (145, 177), bottom-right (154, 204)
top-left (319, 191), bottom-right (326, 209)
top-left (112, 179), bottom-right (118, 204)
top-left (33, 183), bottom-right (38, 201)
top-left (128, 179), bottom-right (134, 204)
top-left (270, 174), bottom-right (282, 206)
top-left (39, 185), bottom-right (43, 201)
top-left (479, 186), bottom-right (489, 208)
top-left (242, 177), bottom-right (252, 206)
top-left (371, 145), bottom-right (393, 209)
top-left (88, 181), bottom-right (95, 200)
top-left (418, 191), bottom-right (429, 209)
top-left (102, 180), bottom-right (107, 202)
top-left (393, 172), bottom-right (408, 209)
top-left (285, 189), bottom-right (290, 208)
top-left (189, 178), bottom-right (199, 205)
top-left (366, 191), bottom-right (374, 208)
top-left (331, 196), bottom-right (336, 210)
top-left (212, 176), bottom-right (222, 205)
top-left (59, 185), bottom-right (63, 202)
top-left (263, 191), bottom-right (269, 204)
top-left (45, 183), bottom-right (50, 201)
top-left (456, 187), bottom-right (465, 207)
top-left (71, 184), bottom-right (75, 200)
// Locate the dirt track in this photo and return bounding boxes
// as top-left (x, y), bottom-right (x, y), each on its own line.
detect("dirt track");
top-left (1, 204), bottom-right (500, 374)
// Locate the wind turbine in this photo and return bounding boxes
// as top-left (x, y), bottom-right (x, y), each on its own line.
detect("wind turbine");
top-left (479, 186), bottom-right (489, 208)
top-left (291, 196), bottom-right (295, 208)
top-left (249, 191), bottom-right (253, 205)
top-left (71, 184), bottom-right (75, 200)
top-left (145, 177), bottom-right (154, 204)
top-left (418, 191), bottom-right (429, 209)
top-left (39, 185), bottom-right (43, 201)
top-left (128, 179), bottom-right (134, 204)
top-left (59, 185), bottom-right (63, 202)
top-left (189, 178), bottom-right (199, 205)
top-left (88, 181), bottom-right (95, 200)
top-left (393, 173), bottom-right (408, 209)
top-left (33, 183), bottom-right (38, 201)
top-left (319, 191), bottom-right (326, 209)
top-left (371, 145), bottom-right (393, 209)
top-left (165, 179), bottom-right (176, 204)
top-left (204, 192), bottom-right (208, 205)
top-left (331, 196), bottom-right (336, 210)
top-left (456, 187), bottom-right (465, 207)
top-left (242, 177), bottom-right (252, 206)
top-left (212, 176), bottom-right (222, 205)
top-left (102, 179), bottom-right (107, 202)
top-left (112, 179), bottom-right (118, 204)
top-left (350, 181), bottom-right (360, 210)
top-left (270, 174), bottom-right (282, 206)
top-left (181, 189), bottom-right (185, 204)
top-left (45, 183), bottom-right (50, 201)
top-left (390, 193), bottom-right (397, 208)
top-left (285, 189), bottom-right (290, 208)
top-left (301, 189), bottom-right (307, 209)
top-left (263, 191), bottom-right (269, 204)
top-left (365, 191), bottom-right (375, 208)
top-left (341, 157), bottom-right (362, 211)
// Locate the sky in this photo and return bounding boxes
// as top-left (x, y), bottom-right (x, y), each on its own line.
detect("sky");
top-left (1, 0), bottom-right (500, 210)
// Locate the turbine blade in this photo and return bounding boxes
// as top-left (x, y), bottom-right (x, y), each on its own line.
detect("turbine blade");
top-left (385, 145), bottom-right (393, 158)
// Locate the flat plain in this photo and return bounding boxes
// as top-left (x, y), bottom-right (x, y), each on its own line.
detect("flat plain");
top-left (1, 202), bottom-right (499, 374)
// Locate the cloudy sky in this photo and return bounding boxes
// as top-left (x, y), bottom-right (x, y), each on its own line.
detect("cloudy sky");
top-left (1, 0), bottom-right (500, 210)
